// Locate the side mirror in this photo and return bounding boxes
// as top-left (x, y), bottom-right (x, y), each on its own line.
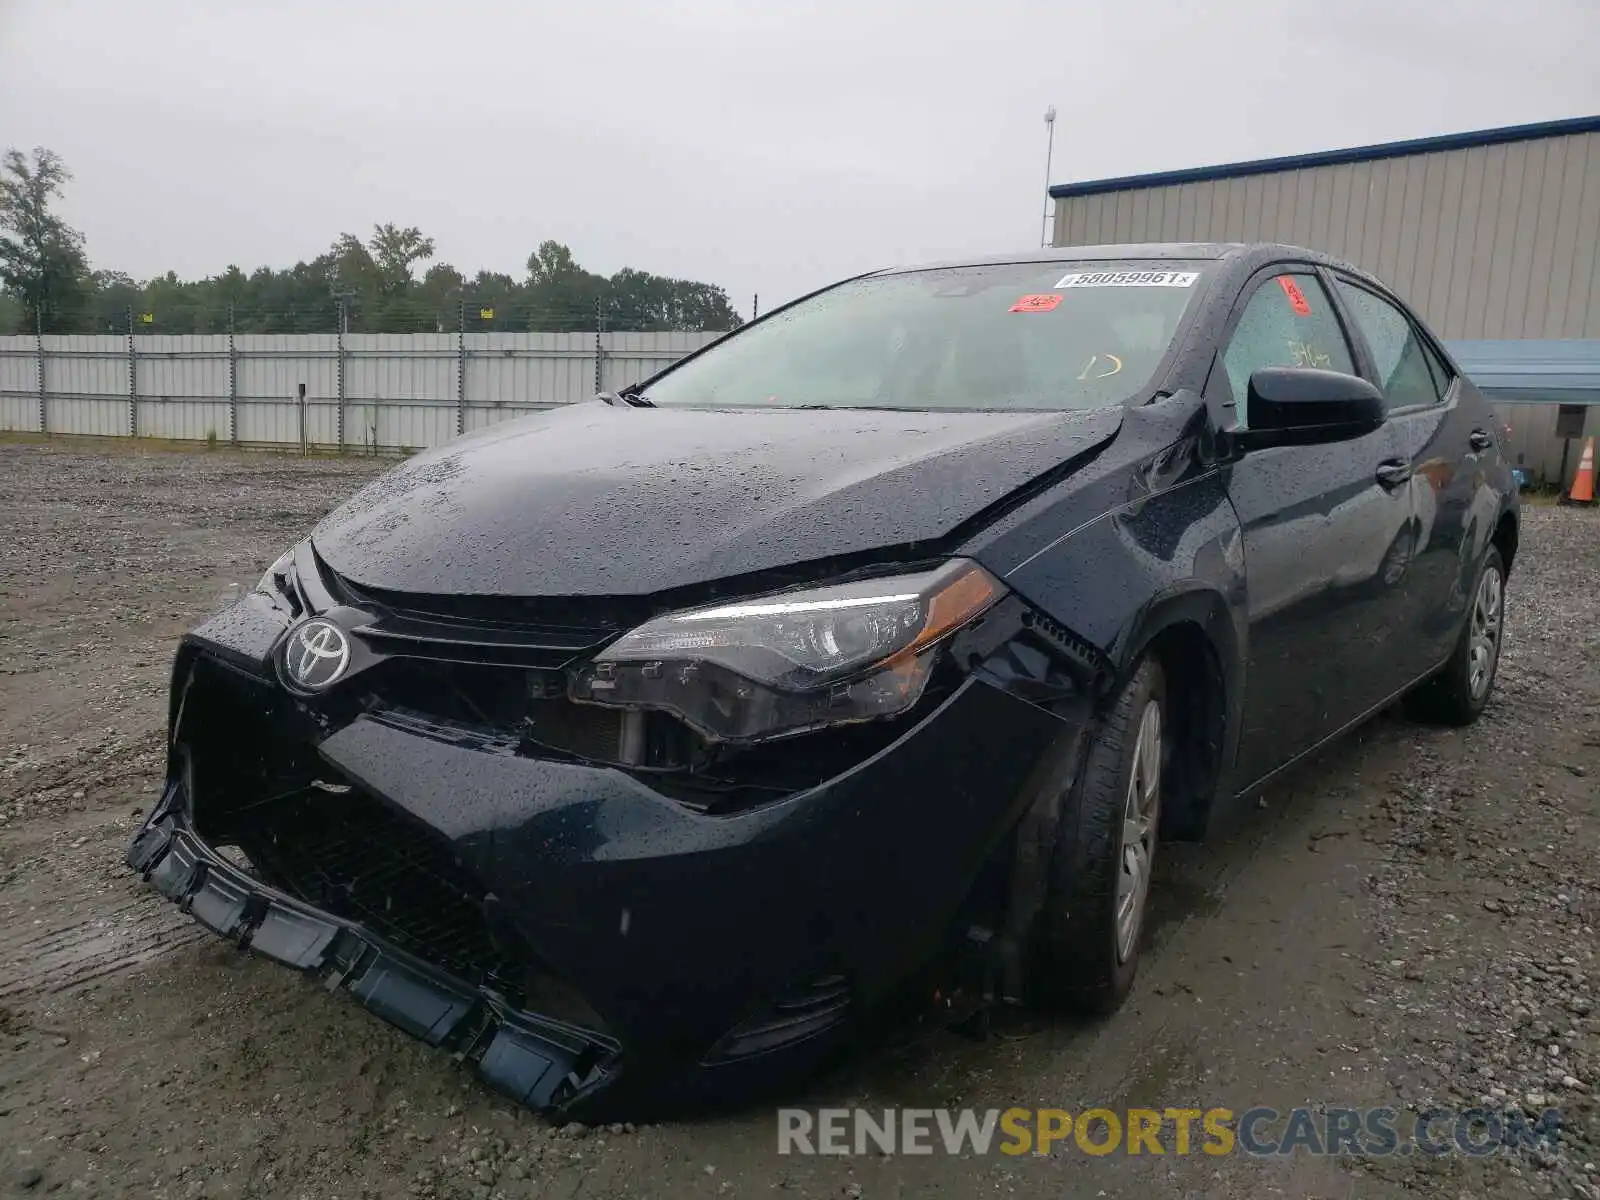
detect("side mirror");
top-left (1236, 367), bottom-right (1386, 450)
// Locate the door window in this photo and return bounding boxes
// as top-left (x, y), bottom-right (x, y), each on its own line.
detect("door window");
top-left (1219, 273), bottom-right (1355, 427)
top-left (1333, 281), bottom-right (1445, 410)
top-left (1418, 329), bottom-right (1455, 398)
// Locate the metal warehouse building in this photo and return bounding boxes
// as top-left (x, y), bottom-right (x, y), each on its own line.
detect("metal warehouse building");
top-left (1049, 114), bottom-right (1600, 487)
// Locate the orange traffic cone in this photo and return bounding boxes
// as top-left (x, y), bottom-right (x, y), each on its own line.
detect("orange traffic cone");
top-left (1564, 435), bottom-right (1595, 506)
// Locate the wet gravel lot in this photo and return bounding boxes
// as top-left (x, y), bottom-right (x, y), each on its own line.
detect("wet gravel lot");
top-left (0, 437), bottom-right (1597, 1199)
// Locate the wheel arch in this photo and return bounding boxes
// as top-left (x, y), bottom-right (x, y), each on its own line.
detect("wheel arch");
top-left (1492, 506), bottom-right (1518, 576)
top-left (1114, 587), bottom-right (1241, 841)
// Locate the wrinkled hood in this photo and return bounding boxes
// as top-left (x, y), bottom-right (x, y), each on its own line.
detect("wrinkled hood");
top-left (311, 401), bottom-right (1123, 596)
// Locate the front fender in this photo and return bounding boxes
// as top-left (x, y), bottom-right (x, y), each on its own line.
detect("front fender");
top-left (995, 468), bottom-right (1246, 673)
top-left (984, 464), bottom-right (1248, 837)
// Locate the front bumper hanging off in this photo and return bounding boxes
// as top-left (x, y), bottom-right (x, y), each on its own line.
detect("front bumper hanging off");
top-left (127, 802), bottom-right (616, 1112)
top-left (127, 581), bottom-right (1099, 1118)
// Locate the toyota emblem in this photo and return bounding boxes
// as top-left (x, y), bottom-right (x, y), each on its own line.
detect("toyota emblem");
top-left (281, 618), bottom-right (351, 691)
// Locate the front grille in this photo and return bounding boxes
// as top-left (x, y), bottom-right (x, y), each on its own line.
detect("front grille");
top-left (366, 658), bottom-right (544, 732)
top-left (353, 659), bottom-right (638, 767)
top-left (327, 568), bottom-right (645, 638)
top-left (525, 697), bottom-right (627, 761)
top-left (231, 784), bottom-right (509, 988)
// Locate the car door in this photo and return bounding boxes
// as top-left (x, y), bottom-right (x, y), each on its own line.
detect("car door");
top-left (1213, 267), bottom-right (1417, 790)
top-left (1330, 277), bottom-right (1489, 681)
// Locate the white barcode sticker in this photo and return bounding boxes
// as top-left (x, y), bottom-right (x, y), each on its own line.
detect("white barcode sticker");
top-left (1054, 270), bottom-right (1200, 289)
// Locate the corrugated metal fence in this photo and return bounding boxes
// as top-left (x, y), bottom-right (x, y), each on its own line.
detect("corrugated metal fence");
top-left (0, 330), bottom-right (722, 452)
top-left (1490, 399), bottom-right (1600, 488)
top-left (5, 329), bottom-right (1595, 487)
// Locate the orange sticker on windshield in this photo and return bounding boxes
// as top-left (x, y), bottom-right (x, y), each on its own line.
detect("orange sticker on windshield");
top-left (1010, 293), bottom-right (1062, 313)
top-left (1277, 276), bottom-right (1313, 316)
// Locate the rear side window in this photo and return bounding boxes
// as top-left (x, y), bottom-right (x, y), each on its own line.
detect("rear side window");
top-left (1219, 273), bottom-right (1355, 427)
top-left (1334, 281), bottom-right (1446, 409)
top-left (1420, 339), bottom-right (1454, 396)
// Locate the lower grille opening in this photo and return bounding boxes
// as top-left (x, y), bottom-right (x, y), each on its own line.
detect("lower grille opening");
top-left (230, 784), bottom-right (507, 986)
top-left (171, 654), bottom-right (618, 1032)
top-left (206, 780), bottom-right (611, 1034)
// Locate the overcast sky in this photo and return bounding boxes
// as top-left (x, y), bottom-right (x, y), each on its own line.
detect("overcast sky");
top-left (3, 0), bottom-right (1597, 317)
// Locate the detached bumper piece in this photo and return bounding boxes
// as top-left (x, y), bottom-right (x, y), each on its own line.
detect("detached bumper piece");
top-left (127, 810), bottom-right (618, 1112)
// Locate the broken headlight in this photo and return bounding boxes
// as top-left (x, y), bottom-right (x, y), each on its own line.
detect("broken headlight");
top-left (255, 549), bottom-right (295, 599)
top-left (568, 560), bottom-right (1004, 743)
top-left (252, 545), bottom-right (306, 618)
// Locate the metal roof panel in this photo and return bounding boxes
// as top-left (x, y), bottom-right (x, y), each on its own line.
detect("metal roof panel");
top-left (1049, 115), bottom-right (1600, 200)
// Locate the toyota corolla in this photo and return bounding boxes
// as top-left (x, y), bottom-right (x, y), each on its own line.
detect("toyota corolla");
top-left (129, 242), bottom-right (1518, 1120)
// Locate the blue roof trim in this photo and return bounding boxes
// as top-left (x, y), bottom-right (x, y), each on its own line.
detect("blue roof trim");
top-left (1049, 114), bottom-right (1600, 199)
top-left (1446, 339), bottom-right (1600, 403)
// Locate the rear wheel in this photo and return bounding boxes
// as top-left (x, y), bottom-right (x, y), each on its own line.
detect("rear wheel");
top-left (1030, 657), bottom-right (1165, 1015)
top-left (1404, 546), bottom-right (1506, 726)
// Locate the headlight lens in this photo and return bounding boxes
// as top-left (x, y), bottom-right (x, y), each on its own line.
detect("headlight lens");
top-left (568, 559), bottom-right (1004, 743)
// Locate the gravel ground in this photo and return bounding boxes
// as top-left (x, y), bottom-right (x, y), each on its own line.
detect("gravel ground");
top-left (0, 437), bottom-right (1597, 1199)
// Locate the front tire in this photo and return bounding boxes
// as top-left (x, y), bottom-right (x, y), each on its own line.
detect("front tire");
top-left (1404, 546), bottom-right (1506, 726)
top-left (1030, 657), bottom-right (1165, 1015)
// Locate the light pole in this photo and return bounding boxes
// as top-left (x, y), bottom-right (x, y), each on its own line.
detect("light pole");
top-left (1040, 105), bottom-right (1058, 247)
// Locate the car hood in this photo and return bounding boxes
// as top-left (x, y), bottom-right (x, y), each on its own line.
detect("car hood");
top-left (311, 401), bottom-right (1123, 597)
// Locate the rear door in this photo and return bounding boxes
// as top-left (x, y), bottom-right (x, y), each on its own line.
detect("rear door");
top-left (1215, 267), bottom-right (1416, 790)
top-left (1329, 277), bottom-right (1479, 681)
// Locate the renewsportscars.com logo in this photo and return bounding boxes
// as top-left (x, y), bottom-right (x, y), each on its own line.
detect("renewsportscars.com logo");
top-left (776, 1106), bottom-right (1564, 1158)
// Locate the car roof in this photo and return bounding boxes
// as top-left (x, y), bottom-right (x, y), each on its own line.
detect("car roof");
top-left (874, 241), bottom-right (1355, 277)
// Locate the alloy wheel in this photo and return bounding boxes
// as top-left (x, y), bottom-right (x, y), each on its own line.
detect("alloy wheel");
top-left (1115, 699), bottom-right (1162, 964)
top-left (1468, 564), bottom-right (1504, 702)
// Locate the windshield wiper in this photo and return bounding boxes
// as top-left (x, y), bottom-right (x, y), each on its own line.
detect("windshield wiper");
top-left (789, 403), bottom-right (912, 412)
top-left (597, 387), bottom-right (655, 408)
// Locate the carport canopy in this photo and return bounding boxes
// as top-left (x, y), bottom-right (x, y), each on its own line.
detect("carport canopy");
top-left (1448, 339), bottom-right (1600, 404)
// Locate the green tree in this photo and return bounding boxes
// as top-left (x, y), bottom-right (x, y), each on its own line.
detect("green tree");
top-left (417, 262), bottom-right (465, 332)
top-left (366, 224), bottom-right (436, 331)
top-left (213, 264), bottom-right (248, 325)
top-left (85, 269), bottom-right (140, 332)
top-left (1, 173), bottom-right (740, 337)
top-left (464, 270), bottom-right (519, 332)
top-left (0, 147), bottom-right (89, 332)
top-left (370, 223), bottom-right (435, 292)
top-left (523, 240), bottom-right (606, 330)
top-left (606, 266), bottom-right (740, 332)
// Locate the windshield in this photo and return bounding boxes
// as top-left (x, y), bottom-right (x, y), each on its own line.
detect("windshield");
top-left (644, 260), bottom-right (1210, 412)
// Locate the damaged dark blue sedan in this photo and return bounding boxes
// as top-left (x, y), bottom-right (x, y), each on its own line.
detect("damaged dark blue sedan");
top-left (130, 242), bottom-right (1519, 1120)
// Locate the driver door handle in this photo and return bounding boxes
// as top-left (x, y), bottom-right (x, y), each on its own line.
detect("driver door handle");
top-left (1468, 428), bottom-right (1493, 452)
top-left (1375, 459), bottom-right (1412, 490)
